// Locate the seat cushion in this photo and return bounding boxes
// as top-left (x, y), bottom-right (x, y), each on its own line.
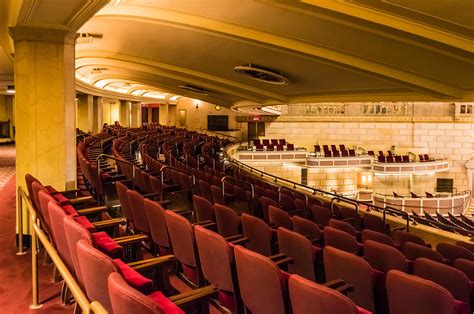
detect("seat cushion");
top-left (74, 216), bottom-right (96, 232)
top-left (92, 231), bottom-right (123, 259)
top-left (52, 193), bottom-right (71, 206)
top-left (114, 259), bottom-right (154, 295)
top-left (148, 291), bottom-right (185, 314)
top-left (454, 300), bottom-right (470, 314)
top-left (62, 205), bottom-right (78, 216)
top-left (357, 306), bottom-right (372, 314)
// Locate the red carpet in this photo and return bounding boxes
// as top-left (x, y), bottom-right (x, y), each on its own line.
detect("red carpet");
top-left (0, 177), bottom-right (73, 313)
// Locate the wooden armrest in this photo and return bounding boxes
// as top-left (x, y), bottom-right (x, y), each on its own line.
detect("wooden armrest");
top-left (225, 235), bottom-right (244, 242)
top-left (390, 226), bottom-right (406, 232)
top-left (194, 221), bottom-right (217, 229)
top-left (158, 200), bottom-right (172, 207)
top-left (341, 217), bottom-right (355, 222)
top-left (143, 192), bottom-right (161, 199)
top-left (129, 255), bottom-right (177, 271)
top-left (269, 253), bottom-right (287, 262)
top-left (230, 237), bottom-right (249, 245)
top-left (170, 285), bottom-right (218, 306)
top-left (194, 220), bottom-right (214, 226)
top-left (113, 234), bottom-right (148, 245)
top-left (51, 189), bottom-right (82, 196)
top-left (323, 279), bottom-right (346, 289)
top-left (76, 206), bottom-right (108, 216)
top-left (92, 218), bottom-right (126, 229)
top-left (174, 209), bottom-right (193, 217)
top-left (268, 222), bottom-right (278, 229)
top-left (275, 257), bottom-right (294, 267)
top-left (69, 196), bottom-right (95, 204)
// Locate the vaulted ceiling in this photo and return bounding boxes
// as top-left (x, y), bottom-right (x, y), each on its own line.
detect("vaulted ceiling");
top-left (2, 0), bottom-right (474, 106)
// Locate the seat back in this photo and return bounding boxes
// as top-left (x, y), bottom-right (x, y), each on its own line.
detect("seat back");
top-left (108, 273), bottom-right (167, 314)
top-left (48, 202), bottom-right (74, 272)
top-left (386, 270), bottom-right (458, 314)
top-left (436, 242), bottom-right (474, 263)
top-left (362, 214), bottom-right (386, 234)
top-left (361, 229), bottom-right (396, 247)
top-left (76, 239), bottom-right (118, 312)
top-left (292, 216), bottom-right (321, 242)
top-left (456, 241), bottom-right (474, 253)
top-left (210, 185), bottom-right (225, 205)
top-left (25, 174), bottom-right (40, 210)
top-left (364, 240), bottom-right (408, 273)
top-left (278, 227), bottom-right (317, 281)
top-left (288, 274), bottom-right (361, 314)
top-left (198, 180), bottom-right (213, 203)
top-left (324, 227), bottom-right (359, 255)
top-left (310, 205), bottom-right (331, 227)
top-left (126, 189), bottom-right (150, 233)
top-left (260, 196), bottom-right (279, 222)
top-left (194, 226), bottom-right (234, 293)
top-left (454, 258), bottom-right (474, 281)
top-left (165, 210), bottom-right (197, 267)
top-left (192, 194), bottom-right (215, 222)
top-left (269, 205), bottom-right (293, 230)
top-left (234, 245), bottom-right (286, 314)
top-left (143, 198), bottom-right (171, 254)
top-left (115, 181), bottom-right (133, 223)
top-left (324, 246), bottom-right (375, 311)
top-left (37, 189), bottom-right (57, 233)
top-left (328, 219), bottom-right (357, 237)
top-left (392, 230), bottom-right (426, 246)
top-left (414, 258), bottom-right (471, 304)
top-left (241, 213), bottom-right (272, 256)
top-left (279, 193), bottom-right (295, 212)
top-left (214, 204), bottom-right (241, 237)
top-left (63, 215), bottom-right (93, 287)
top-left (402, 242), bottom-right (443, 262)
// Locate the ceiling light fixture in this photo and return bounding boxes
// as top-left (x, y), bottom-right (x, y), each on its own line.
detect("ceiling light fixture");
top-left (6, 85), bottom-right (15, 94)
top-left (234, 63), bottom-right (289, 85)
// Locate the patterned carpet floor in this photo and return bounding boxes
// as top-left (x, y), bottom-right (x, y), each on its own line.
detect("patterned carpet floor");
top-left (0, 144), bottom-right (15, 189)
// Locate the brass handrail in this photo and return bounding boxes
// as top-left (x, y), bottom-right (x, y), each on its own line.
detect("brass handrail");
top-left (17, 186), bottom-right (108, 313)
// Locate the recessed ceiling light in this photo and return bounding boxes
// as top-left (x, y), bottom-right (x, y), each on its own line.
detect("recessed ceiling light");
top-left (234, 63), bottom-right (289, 85)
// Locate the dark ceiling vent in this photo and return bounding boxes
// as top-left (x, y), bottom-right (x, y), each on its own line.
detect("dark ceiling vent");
top-left (178, 84), bottom-right (209, 95)
top-left (76, 32), bottom-right (103, 44)
top-left (234, 63), bottom-right (289, 85)
top-left (90, 67), bottom-right (108, 74)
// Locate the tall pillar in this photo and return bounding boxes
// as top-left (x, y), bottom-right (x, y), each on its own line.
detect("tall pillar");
top-left (119, 100), bottom-right (129, 126)
top-left (93, 96), bottom-right (103, 132)
top-left (159, 103), bottom-right (169, 126)
top-left (77, 94), bottom-right (93, 132)
top-left (10, 27), bottom-right (76, 193)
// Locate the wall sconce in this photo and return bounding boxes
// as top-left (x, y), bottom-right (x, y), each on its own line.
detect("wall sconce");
top-left (6, 85), bottom-right (15, 94)
top-left (195, 103), bottom-right (199, 109)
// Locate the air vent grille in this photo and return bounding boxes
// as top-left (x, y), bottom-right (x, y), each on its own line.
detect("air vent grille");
top-left (234, 64), bottom-right (289, 85)
top-left (178, 84), bottom-right (209, 95)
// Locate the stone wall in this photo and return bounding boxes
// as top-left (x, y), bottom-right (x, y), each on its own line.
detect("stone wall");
top-left (257, 102), bottom-right (474, 195)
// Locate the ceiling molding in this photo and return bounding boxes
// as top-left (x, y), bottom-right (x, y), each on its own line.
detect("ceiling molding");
top-left (77, 72), bottom-right (234, 107)
top-left (76, 50), bottom-right (289, 102)
top-left (76, 56), bottom-right (274, 103)
top-left (298, 0), bottom-right (474, 52)
top-left (257, 0), bottom-right (474, 64)
top-left (92, 8), bottom-right (463, 98)
top-left (66, 0), bottom-right (110, 30)
top-left (16, 0), bottom-right (40, 25)
top-left (76, 79), bottom-right (162, 102)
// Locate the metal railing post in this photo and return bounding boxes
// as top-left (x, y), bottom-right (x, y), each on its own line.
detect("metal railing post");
top-left (30, 210), bottom-right (41, 309)
top-left (16, 186), bottom-right (26, 255)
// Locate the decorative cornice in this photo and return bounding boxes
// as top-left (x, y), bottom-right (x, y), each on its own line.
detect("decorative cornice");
top-left (9, 25), bottom-right (76, 45)
top-left (66, 0), bottom-right (110, 30)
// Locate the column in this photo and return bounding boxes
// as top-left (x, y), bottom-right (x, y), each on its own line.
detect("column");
top-left (159, 103), bottom-right (169, 126)
top-left (119, 100), bottom-right (129, 126)
top-left (10, 26), bottom-right (76, 192)
top-left (77, 94), bottom-right (93, 132)
top-left (93, 96), bottom-right (103, 132)
top-left (466, 159), bottom-right (474, 201)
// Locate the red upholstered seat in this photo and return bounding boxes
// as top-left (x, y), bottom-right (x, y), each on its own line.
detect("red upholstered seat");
top-left (269, 205), bottom-right (293, 230)
top-left (402, 242), bottom-right (444, 263)
top-left (386, 270), bottom-right (469, 314)
top-left (234, 245), bottom-right (288, 314)
top-left (144, 198), bottom-right (172, 255)
top-left (214, 203), bottom-right (241, 238)
top-left (241, 213), bottom-right (274, 256)
top-left (436, 242), bottom-right (474, 264)
top-left (61, 204), bottom-right (78, 216)
top-left (113, 259), bottom-right (153, 295)
top-left (324, 246), bottom-right (383, 312)
top-left (193, 194), bottom-right (215, 222)
top-left (324, 227), bottom-right (361, 255)
top-left (288, 274), bottom-right (372, 314)
top-left (194, 225), bottom-right (240, 313)
top-left (363, 240), bottom-right (408, 273)
top-left (361, 229), bottom-right (396, 247)
top-left (454, 258), bottom-right (474, 281)
top-left (311, 205), bottom-right (332, 227)
top-left (278, 227), bottom-right (321, 282)
top-left (74, 215), bottom-right (96, 232)
top-left (147, 291), bottom-right (184, 314)
top-left (92, 232), bottom-right (124, 259)
top-left (329, 219), bottom-right (358, 237)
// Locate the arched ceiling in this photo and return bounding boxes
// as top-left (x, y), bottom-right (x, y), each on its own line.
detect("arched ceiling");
top-left (74, 0), bottom-right (474, 107)
top-left (1, 0), bottom-right (473, 104)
